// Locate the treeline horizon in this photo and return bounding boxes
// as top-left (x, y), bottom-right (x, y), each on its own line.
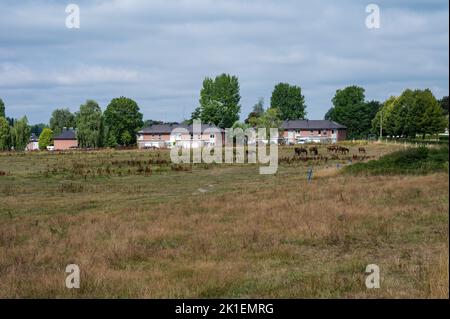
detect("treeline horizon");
top-left (0, 73), bottom-right (448, 150)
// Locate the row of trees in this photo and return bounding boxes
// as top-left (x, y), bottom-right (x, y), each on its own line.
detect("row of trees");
top-left (0, 97), bottom-right (144, 150)
top-left (1, 76), bottom-right (447, 150)
top-left (0, 99), bottom-right (32, 151)
top-left (371, 89), bottom-right (447, 139)
top-left (324, 86), bottom-right (448, 139)
top-left (189, 74), bottom-right (446, 140)
top-left (190, 74), bottom-right (307, 128)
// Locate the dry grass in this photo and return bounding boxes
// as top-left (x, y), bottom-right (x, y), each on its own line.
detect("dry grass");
top-left (0, 144), bottom-right (448, 298)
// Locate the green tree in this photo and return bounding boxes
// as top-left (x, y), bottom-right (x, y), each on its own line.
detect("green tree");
top-left (104, 97), bottom-right (143, 146)
top-left (270, 83), bottom-right (306, 120)
top-left (143, 119), bottom-right (163, 128)
top-left (49, 108), bottom-right (76, 136)
top-left (373, 89), bottom-right (446, 138)
top-left (252, 97), bottom-right (265, 115)
top-left (191, 74), bottom-right (241, 128)
top-left (245, 98), bottom-right (265, 125)
top-left (362, 100), bottom-right (382, 135)
top-left (106, 131), bottom-right (118, 148)
top-left (419, 90), bottom-right (447, 138)
top-left (75, 100), bottom-right (103, 148)
top-left (38, 128), bottom-right (53, 150)
top-left (0, 117), bottom-right (11, 151)
top-left (256, 108), bottom-right (282, 139)
top-left (439, 96), bottom-right (449, 116)
top-left (30, 123), bottom-right (47, 136)
top-left (120, 131), bottom-right (132, 146)
top-left (326, 86), bottom-right (369, 139)
top-left (372, 96), bottom-right (398, 137)
top-left (12, 116), bottom-right (31, 151)
top-left (0, 98), bottom-right (5, 118)
top-left (324, 108), bottom-right (335, 121)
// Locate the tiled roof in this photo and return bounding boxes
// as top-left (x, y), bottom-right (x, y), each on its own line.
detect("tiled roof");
top-left (53, 129), bottom-right (77, 140)
top-left (282, 120), bottom-right (346, 130)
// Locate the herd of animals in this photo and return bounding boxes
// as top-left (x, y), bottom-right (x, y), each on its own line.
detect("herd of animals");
top-left (294, 145), bottom-right (366, 156)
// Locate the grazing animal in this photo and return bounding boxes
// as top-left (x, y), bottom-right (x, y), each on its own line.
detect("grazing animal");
top-left (309, 146), bottom-right (319, 156)
top-left (295, 147), bottom-right (308, 156)
top-left (338, 146), bottom-right (349, 154)
top-left (358, 147), bottom-right (366, 154)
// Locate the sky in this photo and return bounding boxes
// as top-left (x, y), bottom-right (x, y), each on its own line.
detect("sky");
top-left (0, 0), bottom-right (448, 124)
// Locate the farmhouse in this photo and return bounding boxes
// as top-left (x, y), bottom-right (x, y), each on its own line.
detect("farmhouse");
top-left (26, 133), bottom-right (39, 151)
top-left (53, 128), bottom-right (78, 150)
top-left (281, 120), bottom-right (346, 144)
top-left (136, 123), bottom-right (224, 149)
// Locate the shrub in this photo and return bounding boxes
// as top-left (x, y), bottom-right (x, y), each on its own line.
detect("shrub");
top-left (38, 128), bottom-right (53, 150)
top-left (343, 146), bottom-right (449, 175)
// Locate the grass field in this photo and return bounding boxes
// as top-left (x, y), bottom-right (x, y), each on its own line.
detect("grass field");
top-left (0, 142), bottom-right (448, 298)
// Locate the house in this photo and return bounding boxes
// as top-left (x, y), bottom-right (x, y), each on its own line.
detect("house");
top-left (136, 123), bottom-right (224, 149)
top-left (281, 120), bottom-right (347, 144)
top-left (53, 128), bottom-right (78, 150)
top-left (25, 133), bottom-right (39, 151)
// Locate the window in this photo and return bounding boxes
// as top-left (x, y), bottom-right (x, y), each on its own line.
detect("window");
top-left (210, 134), bottom-right (215, 139)
top-left (318, 130), bottom-right (322, 135)
top-left (332, 130), bottom-right (335, 134)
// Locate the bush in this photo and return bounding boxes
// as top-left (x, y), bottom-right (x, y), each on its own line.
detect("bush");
top-left (38, 128), bottom-right (53, 150)
top-left (343, 146), bottom-right (449, 175)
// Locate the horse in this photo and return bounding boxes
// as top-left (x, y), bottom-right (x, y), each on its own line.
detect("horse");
top-left (358, 147), bottom-right (366, 154)
top-left (327, 145), bottom-right (338, 153)
top-left (338, 146), bottom-right (349, 155)
top-left (295, 147), bottom-right (308, 156)
top-left (309, 146), bottom-right (319, 156)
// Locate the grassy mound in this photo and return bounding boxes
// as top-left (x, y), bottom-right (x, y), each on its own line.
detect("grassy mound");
top-left (344, 146), bottom-right (449, 175)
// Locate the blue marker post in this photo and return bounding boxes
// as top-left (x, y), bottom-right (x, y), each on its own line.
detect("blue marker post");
top-left (307, 167), bottom-right (313, 182)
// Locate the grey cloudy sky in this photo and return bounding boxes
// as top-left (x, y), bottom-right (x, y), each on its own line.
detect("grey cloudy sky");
top-left (0, 0), bottom-right (448, 124)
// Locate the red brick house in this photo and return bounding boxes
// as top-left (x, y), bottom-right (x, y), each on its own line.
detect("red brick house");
top-left (282, 120), bottom-right (347, 144)
top-left (53, 129), bottom-right (78, 150)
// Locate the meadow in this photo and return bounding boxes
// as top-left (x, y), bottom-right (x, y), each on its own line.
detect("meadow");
top-left (0, 142), bottom-right (448, 298)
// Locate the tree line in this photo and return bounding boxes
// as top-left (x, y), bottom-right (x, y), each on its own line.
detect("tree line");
top-left (0, 97), bottom-right (143, 151)
top-left (0, 75), bottom-right (448, 150)
top-left (324, 86), bottom-right (448, 139)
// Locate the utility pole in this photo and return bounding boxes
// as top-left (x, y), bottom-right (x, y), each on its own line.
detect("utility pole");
top-left (379, 110), bottom-right (383, 141)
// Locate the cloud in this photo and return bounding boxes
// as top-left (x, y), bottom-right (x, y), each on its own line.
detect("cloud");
top-left (0, 0), bottom-right (448, 123)
top-left (0, 63), bottom-right (139, 87)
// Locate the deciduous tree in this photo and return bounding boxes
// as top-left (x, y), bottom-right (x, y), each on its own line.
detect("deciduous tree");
top-left (0, 98), bottom-right (5, 118)
top-left (49, 108), bottom-right (76, 136)
top-left (0, 117), bottom-right (11, 151)
top-left (104, 97), bottom-right (143, 146)
top-left (270, 83), bottom-right (306, 121)
top-left (191, 74), bottom-right (241, 128)
top-left (38, 128), bottom-right (53, 150)
top-left (75, 100), bottom-right (103, 148)
top-left (12, 116), bottom-right (31, 151)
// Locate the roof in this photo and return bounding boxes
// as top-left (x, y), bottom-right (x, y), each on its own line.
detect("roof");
top-left (138, 123), bottom-right (224, 134)
top-left (29, 133), bottom-right (38, 142)
top-left (53, 129), bottom-right (77, 140)
top-left (282, 120), bottom-right (346, 130)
